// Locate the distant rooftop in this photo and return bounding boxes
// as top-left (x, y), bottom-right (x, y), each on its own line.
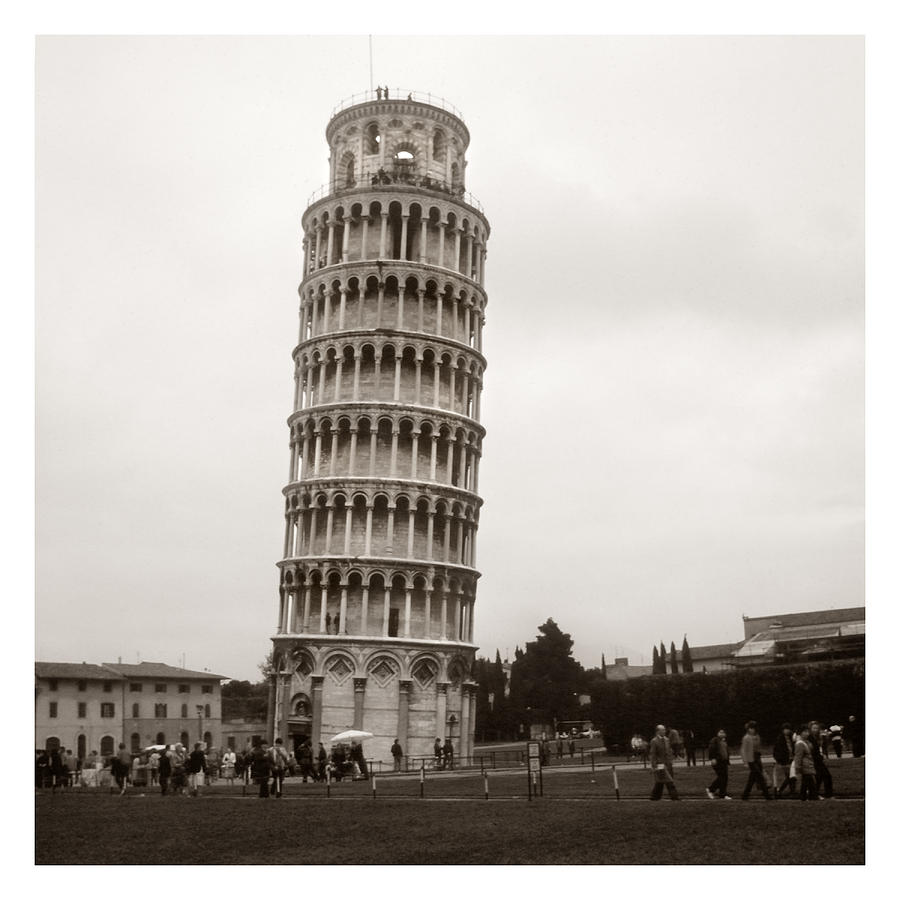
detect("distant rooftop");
top-left (743, 607), bottom-right (865, 640)
top-left (689, 642), bottom-right (742, 660)
top-left (103, 661), bottom-right (228, 681)
top-left (35, 662), bottom-right (120, 680)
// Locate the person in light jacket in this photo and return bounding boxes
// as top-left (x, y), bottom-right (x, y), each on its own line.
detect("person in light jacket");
top-left (740, 721), bottom-right (772, 801)
top-left (649, 724), bottom-right (680, 801)
top-left (772, 723), bottom-right (796, 797)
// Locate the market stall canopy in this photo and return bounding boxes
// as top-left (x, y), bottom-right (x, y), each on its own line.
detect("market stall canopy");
top-left (330, 730), bottom-right (373, 743)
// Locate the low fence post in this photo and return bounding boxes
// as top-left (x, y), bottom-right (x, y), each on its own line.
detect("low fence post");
top-left (612, 765), bottom-right (620, 801)
top-left (591, 753), bottom-right (596, 773)
top-left (326, 768), bottom-right (331, 799)
top-left (483, 771), bottom-right (489, 800)
top-left (372, 773), bottom-right (376, 800)
top-left (420, 760), bottom-right (425, 799)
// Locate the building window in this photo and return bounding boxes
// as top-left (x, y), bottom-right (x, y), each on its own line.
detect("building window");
top-left (155, 731), bottom-right (165, 744)
top-left (130, 732), bottom-right (141, 753)
top-left (154, 703), bottom-right (167, 718)
top-left (77, 702), bottom-right (87, 718)
top-left (130, 683), bottom-right (143, 692)
top-left (132, 703), bottom-right (140, 718)
top-left (227, 736), bottom-right (236, 750)
top-left (180, 731), bottom-right (189, 746)
top-left (178, 684), bottom-right (189, 693)
top-left (201, 684), bottom-right (213, 694)
top-left (103, 681), bottom-right (113, 693)
top-left (49, 701), bottom-right (58, 718)
top-left (181, 703), bottom-right (188, 718)
top-left (77, 734), bottom-right (86, 759)
top-left (77, 680), bottom-right (87, 692)
top-left (155, 683), bottom-right (167, 693)
top-left (203, 730), bottom-right (212, 747)
top-left (100, 735), bottom-right (114, 756)
top-left (100, 702), bottom-right (115, 718)
top-left (204, 704), bottom-right (211, 718)
top-left (48, 679), bottom-right (58, 691)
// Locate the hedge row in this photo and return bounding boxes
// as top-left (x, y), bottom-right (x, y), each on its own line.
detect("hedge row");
top-left (590, 659), bottom-right (865, 748)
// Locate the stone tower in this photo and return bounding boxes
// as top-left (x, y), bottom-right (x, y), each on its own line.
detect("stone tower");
top-left (268, 90), bottom-right (490, 766)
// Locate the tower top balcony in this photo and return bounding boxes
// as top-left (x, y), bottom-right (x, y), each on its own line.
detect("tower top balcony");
top-left (321, 89), bottom-right (474, 208)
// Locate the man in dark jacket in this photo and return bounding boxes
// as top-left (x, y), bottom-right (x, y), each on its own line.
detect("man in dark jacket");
top-left (649, 724), bottom-right (680, 801)
top-left (772, 723), bottom-right (795, 797)
top-left (187, 742), bottom-right (207, 797)
top-left (250, 740), bottom-right (272, 798)
top-left (740, 721), bottom-right (772, 801)
top-left (809, 721), bottom-right (834, 798)
top-left (706, 729), bottom-right (731, 799)
top-left (158, 746), bottom-right (172, 795)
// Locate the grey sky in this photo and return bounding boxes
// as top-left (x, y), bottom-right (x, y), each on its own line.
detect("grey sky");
top-left (35, 36), bottom-right (863, 681)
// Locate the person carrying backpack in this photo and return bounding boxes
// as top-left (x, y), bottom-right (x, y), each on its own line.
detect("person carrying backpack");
top-left (269, 738), bottom-right (289, 798)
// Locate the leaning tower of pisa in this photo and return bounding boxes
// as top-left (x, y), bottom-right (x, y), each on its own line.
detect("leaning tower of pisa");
top-left (268, 90), bottom-right (490, 766)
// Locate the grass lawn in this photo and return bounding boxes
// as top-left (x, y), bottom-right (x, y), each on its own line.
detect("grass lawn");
top-left (35, 758), bottom-right (864, 865)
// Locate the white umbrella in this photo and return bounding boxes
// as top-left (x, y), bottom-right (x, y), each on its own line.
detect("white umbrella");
top-left (143, 744), bottom-right (167, 752)
top-left (330, 730), bottom-right (374, 743)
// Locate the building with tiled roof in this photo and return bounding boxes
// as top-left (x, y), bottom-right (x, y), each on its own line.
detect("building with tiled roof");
top-left (35, 659), bottom-right (228, 760)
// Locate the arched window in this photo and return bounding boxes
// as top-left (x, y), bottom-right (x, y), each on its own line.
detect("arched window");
top-left (433, 129), bottom-right (446, 163)
top-left (45, 736), bottom-right (60, 752)
top-left (155, 732), bottom-right (165, 745)
top-left (203, 730), bottom-right (212, 748)
top-left (204, 704), bottom-right (211, 718)
top-left (365, 122), bottom-right (380, 155)
top-left (345, 157), bottom-right (355, 188)
top-left (130, 732), bottom-right (141, 753)
top-left (100, 735), bottom-right (115, 756)
top-left (180, 731), bottom-right (189, 747)
top-left (132, 703), bottom-right (140, 717)
top-left (77, 734), bottom-right (86, 760)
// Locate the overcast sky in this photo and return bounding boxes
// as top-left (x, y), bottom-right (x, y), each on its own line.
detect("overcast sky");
top-left (35, 36), bottom-right (863, 681)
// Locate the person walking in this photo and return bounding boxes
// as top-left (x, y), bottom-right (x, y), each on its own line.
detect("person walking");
top-left (391, 738), bottom-right (403, 772)
top-left (316, 742), bottom-right (328, 781)
top-left (433, 738), bottom-right (443, 770)
top-left (809, 721), bottom-right (834, 799)
top-left (63, 749), bottom-right (78, 789)
top-left (740, 721), bottom-right (772, 801)
top-left (250, 740), bottom-right (272, 798)
top-left (649, 724), bottom-right (680, 801)
top-left (772, 723), bottom-right (796, 797)
top-left (170, 743), bottom-right (188, 795)
top-left (794, 724), bottom-right (818, 801)
top-left (113, 743), bottom-right (131, 795)
top-left (705, 729), bottom-right (732, 799)
top-left (557, 735), bottom-right (564, 759)
top-left (830, 725), bottom-right (844, 758)
top-left (158, 745), bottom-right (172, 795)
top-left (669, 727), bottom-right (684, 760)
top-left (269, 737), bottom-right (289, 798)
top-left (187, 742), bottom-right (207, 797)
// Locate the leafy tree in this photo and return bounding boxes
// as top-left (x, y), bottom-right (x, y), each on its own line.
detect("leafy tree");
top-left (670, 641), bottom-right (679, 674)
top-left (509, 619), bottom-right (584, 725)
top-left (681, 636), bottom-right (694, 673)
top-left (221, 680), bottom-right (269, 720)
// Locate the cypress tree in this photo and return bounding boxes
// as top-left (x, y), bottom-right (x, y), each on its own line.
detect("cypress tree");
top-left (652, 645), bottom-right (660, 674)
top-left (681, 636), bottom-right (694, 673)
top-left (670, 640), bottom-right (679, 674)
top-left (600, 653), bottom-right (608, 680)
top-left (659, 641), bottom-right (667, 674)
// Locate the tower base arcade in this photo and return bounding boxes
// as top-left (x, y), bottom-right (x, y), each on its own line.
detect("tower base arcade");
top-left (270, 636), bottom-right (477, 766)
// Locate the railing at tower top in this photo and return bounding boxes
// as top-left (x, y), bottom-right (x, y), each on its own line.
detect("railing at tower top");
top-left (331, 89), bottom-right (466, 122)
top-left (306, 169), bottom-right (485, 214)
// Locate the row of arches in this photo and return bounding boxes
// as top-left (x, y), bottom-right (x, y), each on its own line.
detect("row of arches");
top-left (274, 643), bottom-right (472, 688)
top-left (282, 489), bottom-right (480, 568)
top-left (302, 199), bottom-right (487, 285)
top-left (287, 415), bottom-right (483, 493)
top-left (298, 273), bottom-right (485, 351)
top-left (275, 569), bottom-right (477, 643)
top-left (294, 342), bottom-right (484, 418)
